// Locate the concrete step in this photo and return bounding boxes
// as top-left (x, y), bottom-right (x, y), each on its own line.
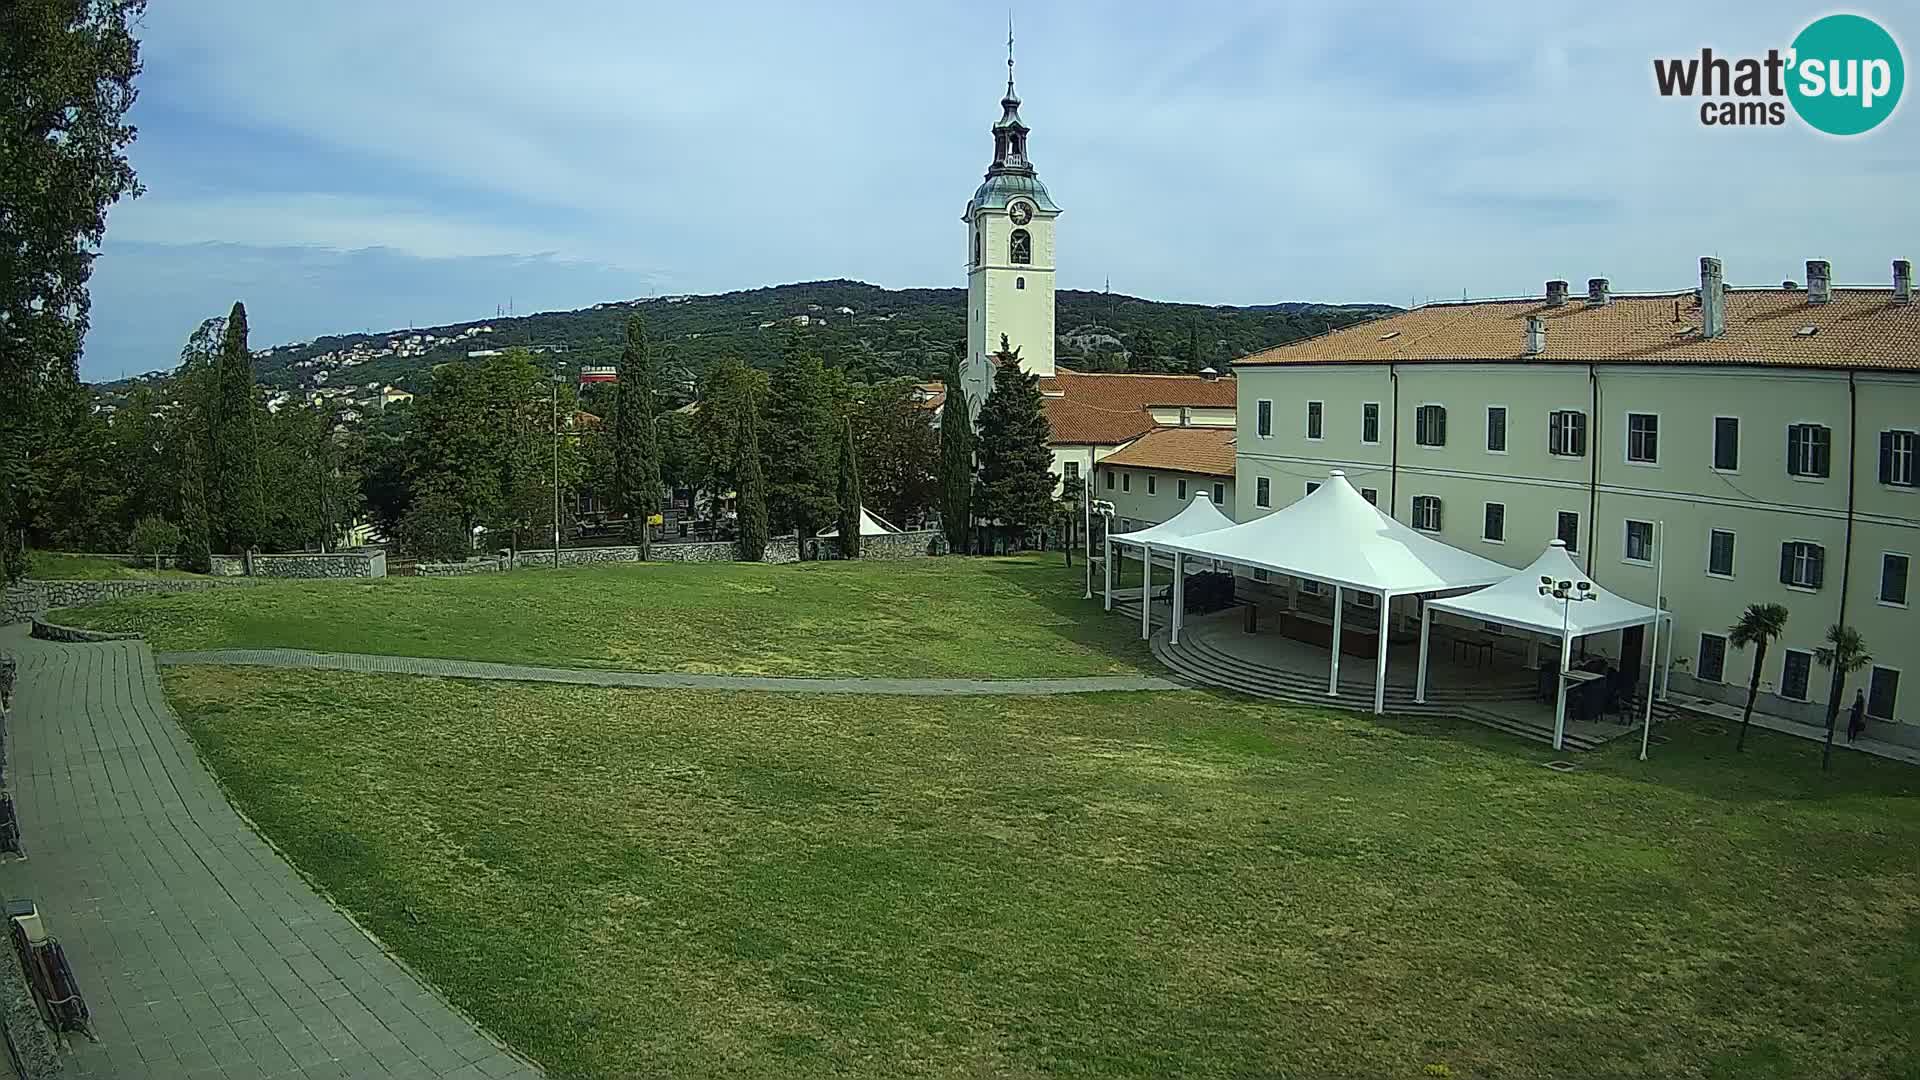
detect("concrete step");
top-left (1174, 631), bottom-right (1536, 704)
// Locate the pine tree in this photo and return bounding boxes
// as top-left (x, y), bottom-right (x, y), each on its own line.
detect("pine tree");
top-left (735, 396), bottom-right (770, 562)
top-left (765, 332), bottom-right (841, 553)
top-left (209, 301), bottom-right (264, 555)
top-left (1127, 327), bottom-right (1161, 373)
top-left (836, 415), bottom-right (862, 559)
top-left (177, 435), bottom-right (212, 573)
top-left (612, 316), bottom-right (663, 558)
top-left (938, 360), bottom-right (975, 554)
top-left (975, 336), bottom-right (1057, 549)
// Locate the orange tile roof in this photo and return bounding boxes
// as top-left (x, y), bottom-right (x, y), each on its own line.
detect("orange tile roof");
top-left (1237, 288), bottom-right (1920, 371)
top-left (1097, 426), bottom-right (1237, 478)
top-left (1040, 367), bottom-right (1236, 445)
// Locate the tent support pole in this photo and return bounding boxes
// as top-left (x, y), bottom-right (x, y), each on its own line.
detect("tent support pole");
top-left (1374, 591), bottom-right (1389, 715)
top-left (1139, 544), bottom-right (1152, 640)
top-left (1170, 551), bottom-right (1186, 646)
top-left (1416, 604), bottom-right (1432, 704)
top-left (1553, 631), bottom-right (1573, 752)
top-left (1328, 585), bottom-right (1343, 696)
top-left (1102, 537), bottom-right (1112, 611)
top-left (1660, 615), bottom-right (1673, 701)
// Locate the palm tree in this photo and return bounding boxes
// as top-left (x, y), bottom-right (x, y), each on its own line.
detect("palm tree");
top-left (1814, 624), bottom-right (1873, 772)
top-left (1727, 603), bottom-right (1790, 751)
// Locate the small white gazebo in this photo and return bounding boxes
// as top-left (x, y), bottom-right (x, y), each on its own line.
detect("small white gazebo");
top-left (1152, 471), bottom-right (1512, 714)
top-left (1424, 540), bottom-right (1671, 749)
top-left (818, 507), bottom-right (902, 538)
top-left (1104, 493), bottom-right (1236, 640)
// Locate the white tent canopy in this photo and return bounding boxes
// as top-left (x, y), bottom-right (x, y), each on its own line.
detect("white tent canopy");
top-left (818, 507), bottom-right (901, 538)
top-left (1102, 492), bottom-right (1235, 637)
top-left (1422, 539), bottom-right (1671, 750)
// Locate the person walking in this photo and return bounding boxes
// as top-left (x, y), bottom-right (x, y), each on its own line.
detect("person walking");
top-left (1846, 689), bottom-right (1867, 745)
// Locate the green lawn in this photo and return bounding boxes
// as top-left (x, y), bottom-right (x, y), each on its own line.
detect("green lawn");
top-left (163, 667), bottom-right (1920, 1080)
top-left (61, 554), bottom-right (1151, 678)
top-left (26, 549), bottom-right (200, 580)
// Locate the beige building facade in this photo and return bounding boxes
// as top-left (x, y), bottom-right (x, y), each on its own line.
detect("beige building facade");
top-left (1233, 261), bottom-right (1918, 729)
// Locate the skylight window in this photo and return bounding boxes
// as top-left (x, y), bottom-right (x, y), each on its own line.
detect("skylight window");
top-left (1378, 330), bottom-right (1402, 341)
top-left (1796, 324), bottom-right (1820, 337)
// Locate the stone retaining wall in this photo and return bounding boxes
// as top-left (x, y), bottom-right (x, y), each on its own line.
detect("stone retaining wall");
top-left (649, 541), bottom-right (739, 563)
top-left (30, 615), bottom-right (143, 643)
top-left (415, 558), bottom-right (505, 577)
top-left (207, 549), bottom-right (386, 579)
top-left (3, 578), bottom-right (243, 626)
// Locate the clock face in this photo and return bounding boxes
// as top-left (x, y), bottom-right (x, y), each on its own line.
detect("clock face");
top-left (1009, 201), bottom-right (1033, 226)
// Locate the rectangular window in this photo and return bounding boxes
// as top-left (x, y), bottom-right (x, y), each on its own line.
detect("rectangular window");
top-left (1104, 470), bottom-right (1114, 490)
top-left (1412, 495), bottom-right (1442, 532)
top-left (1787, 423), bottom-right (1831, 478)
top-left (1780, 541), bottom-right (1825, 589)
top-left (1713, 417), bottom-right (1740, 471)
top-left (1121, 472), bottom-right (1131, 492)
top-left (1361, 403), bottom-right (1380, 444)
top-left (1868, 667), bottom-right (1900, 720)
top-left (1415, 405), bottom-right (1447, 447)
top-left (1624, 519), bottom-right (1654, 563)
top-left (1360, 487), bottom-right (1378, 506)
top-left (1781, 650), bottom-right (1813, 702)
top-left (1252, 567), bottom-right (1269, 582)
top-left (1306, 401), bottom-right (1324, 440)
top-left (1697, 633), bottom-right (1728, 683)
top-left (1256, 477), bottom-right (1270, 508)
top-left (1064, 461), bottom-right (1079, 481)
top-left (1882, 429), bottom-right (1918, 486)
top-left (1177, 478), bottom-right (1187, 500)
top-left (1146, 475), bottom-right (1156, 495)
top-left (1548, 411), bottom-right (1587, 457)
top-left (1557, 511), bottom-right (1580, 553)
top-left (1256, 399), bottom-right (1273, 438)
top-left (1882, 553), bottom-right (1910, 605)
top-left (1299, 578), bottom-right (1321, 595)
top-left (1483, 502), bottom-right (1505, 542)
top-left (1305, 481), bottom-right (1320, 497)
top-left (1486, 406), bottom-right (1507, 452)
top-left (1626, 413), bottom-right (1659, 464)
top-left (1708, 529), bottom-right (1736, 577)
top-left (1212, 482), bottom-right (1224, 504)
top-left (1356, 591), bottom-right (1377, 608)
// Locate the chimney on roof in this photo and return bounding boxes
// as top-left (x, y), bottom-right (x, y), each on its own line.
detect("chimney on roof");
top-left (1806, 259), bottom-right (1832, 304)
top-left (1523, 315), bottom-right (1546, 356)
top-left (1700, 257), bottom-right (1725, 338)
top-left (1545, 279), bottom-right (1569, 307)
top-left (1198, 366), bottom-right (1219, 380)
top-left (1587, 278), bottom-right (1610, 305)
top-left (1895, 259), bottom-right (1913, 304)
top-left (1783, 280), bottom-right (1799, 291)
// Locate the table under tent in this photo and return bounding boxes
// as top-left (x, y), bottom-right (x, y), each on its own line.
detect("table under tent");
top-left (1102, 492), bottom-right (1235, 638)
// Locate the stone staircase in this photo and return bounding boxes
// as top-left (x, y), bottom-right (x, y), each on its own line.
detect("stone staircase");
top-left (1150, 625), bottom-right (1674, 751)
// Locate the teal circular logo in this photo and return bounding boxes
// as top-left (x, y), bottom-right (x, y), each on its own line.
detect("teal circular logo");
top-left (1788, 14), bottom-right (1904, 135)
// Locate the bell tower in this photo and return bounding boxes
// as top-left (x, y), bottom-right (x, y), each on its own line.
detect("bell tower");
top-left (961, 28), bottom-right (1060, 409)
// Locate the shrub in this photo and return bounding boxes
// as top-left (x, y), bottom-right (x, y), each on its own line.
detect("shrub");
top-left (130, 516), bottom-right (182, 571)
top-left (398, 487), bottom-right (471, 562)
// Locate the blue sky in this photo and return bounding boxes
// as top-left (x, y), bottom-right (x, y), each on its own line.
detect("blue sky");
top-left (82, 0), bottom-right (1920, 379)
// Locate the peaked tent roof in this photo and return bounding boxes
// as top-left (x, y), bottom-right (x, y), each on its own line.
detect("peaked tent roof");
top-left (1153, 471), bottom-right (1511, 596)
top-left (818, 507), bottom-right (902, 538)
top-left (1427, 540), bottom-right (1664, 637)
top-left (1109, 493), bottom-right (1235, 546)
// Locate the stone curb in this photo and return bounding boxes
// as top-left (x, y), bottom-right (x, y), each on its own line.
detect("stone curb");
top-left (29, 616), bottom-right (142, 644)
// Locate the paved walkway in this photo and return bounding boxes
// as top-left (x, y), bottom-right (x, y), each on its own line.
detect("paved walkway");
top-left (156, 648), bottom-right (1180, 695)
top-left (1667, 691), bottom-right (1920, 766)
top-left (0, 626), bottom-right (541, 1079)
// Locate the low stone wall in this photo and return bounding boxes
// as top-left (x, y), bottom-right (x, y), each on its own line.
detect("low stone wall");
top-left (48, 550), bottom-right (182, 570)
top-left (650, 541), bottom-right (738, 563)
top-left (411, 534), bottom-right (939, 575)
top-left (30, 615), bottom-right (142, 643)
top-left (829, 530), bottom-right (940, 561)
top-left (3, 578), bottom-right (242, 626)
top-left (208, 549), bottom-right (386, 579)
top-left (416, 558), bottom-right (505, 577)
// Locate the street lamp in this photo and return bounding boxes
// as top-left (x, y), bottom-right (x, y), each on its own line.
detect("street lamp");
top-left (1540, 575), bottom-right (1597, 750)
top-left (551, 362), bottom-right (569, 569)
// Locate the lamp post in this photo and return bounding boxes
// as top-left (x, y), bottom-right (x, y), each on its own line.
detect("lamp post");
top-left (1088, 498), bottom-right (1115, 603)
top-left (551, 362), bottom-right (568, 569)
top-left (1539, 575), bottom-right (1596, 751)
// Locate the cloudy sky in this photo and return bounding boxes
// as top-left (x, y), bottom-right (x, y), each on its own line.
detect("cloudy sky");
top-left (83, 0), bottom-right (1920, 379)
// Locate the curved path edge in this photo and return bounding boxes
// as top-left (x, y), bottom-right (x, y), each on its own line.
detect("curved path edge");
top-left (157, 648), bottom-right (1182, 695)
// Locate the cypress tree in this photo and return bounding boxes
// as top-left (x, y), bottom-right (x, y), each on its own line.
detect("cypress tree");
top-left (835, 415), bottom-right (861, 559)
top-left (735, 396), bottom-right (770, 562)
top-left (209, 302), bottom-right (264, 555)
top-left (612, 316), bottom-right (663, 558)
top-left (177, 435), bottom-right (212, 573)
top-left (975, 337), bottom-right (1057, 549)
top-left (938, 361), bottom-right (975, 554)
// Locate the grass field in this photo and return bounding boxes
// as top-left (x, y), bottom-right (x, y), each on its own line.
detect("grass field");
top-left (26, 550), bottom-right (201, 580)
top-left (162, 666), bottom-right (1920, 1080)
top-left (59, 554), bottom-right (1152, 678)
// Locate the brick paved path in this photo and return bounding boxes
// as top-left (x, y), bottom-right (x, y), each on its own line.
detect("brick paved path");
top-left (156, 647), bottom-right (1181, 695)
top-left (0, 625), bottom-right (541, 1079)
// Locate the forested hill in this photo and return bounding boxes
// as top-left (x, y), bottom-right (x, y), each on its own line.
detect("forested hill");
top-left (97, 279), bottom-right (1393, 400)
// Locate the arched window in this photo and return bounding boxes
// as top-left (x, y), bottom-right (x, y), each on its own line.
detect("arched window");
top-left (1016, 276), bottom-right (1025, 290)
top-left (1010, 228), bottom-right (1031, 265)
top-left (973, 230), bottom-right (981, 267)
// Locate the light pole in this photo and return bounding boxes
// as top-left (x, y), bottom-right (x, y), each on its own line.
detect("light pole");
top-left (1089, 498), bottom-right (1115, 605)
top-left (551, 362), bottom-right (568, 569)
top-left (1539, 575), bottom-right (1596, 751)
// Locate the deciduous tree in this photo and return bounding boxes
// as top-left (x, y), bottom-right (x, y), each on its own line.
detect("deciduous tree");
top-left (850, 378), bottom-right (938, 528)
top-left (735, 397), bottom-right (769, 562)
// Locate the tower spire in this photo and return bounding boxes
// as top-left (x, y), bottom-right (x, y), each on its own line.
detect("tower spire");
top-left (988, 20), bottom-right (1032, 177)
top-left (1007, 13), bottom-right (1015, 98)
